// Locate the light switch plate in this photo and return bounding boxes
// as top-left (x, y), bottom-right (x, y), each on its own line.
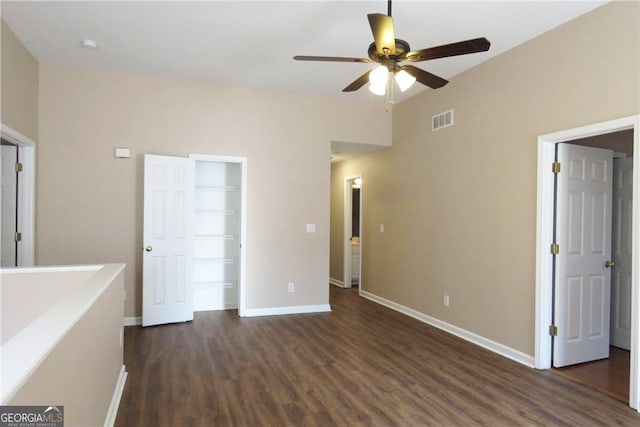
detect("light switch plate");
top-left (114, 147), bottom-right (131, 158)
top-left (306, 224), bottom-right (316, 233)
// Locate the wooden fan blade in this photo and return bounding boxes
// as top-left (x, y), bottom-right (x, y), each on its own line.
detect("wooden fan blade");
top-left (367, 13), bottom-right (396, 56)
top-left (343, 71), bottom-right (373, 92)
top-left (405, 37), bottom-right (490, 62)
top-left (402, 65), bottom-right (448, 89)
top-left (293, 55), bottom-right (371, 63)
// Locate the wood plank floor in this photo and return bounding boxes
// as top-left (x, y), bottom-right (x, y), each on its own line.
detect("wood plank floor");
top-left (553, 346), bottom-right (630, 403)
top-left (115, 287), bottom-right (640, 426)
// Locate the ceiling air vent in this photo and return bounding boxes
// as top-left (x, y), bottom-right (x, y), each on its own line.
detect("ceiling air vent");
top-left (432, 109), bottom-right (454, 131)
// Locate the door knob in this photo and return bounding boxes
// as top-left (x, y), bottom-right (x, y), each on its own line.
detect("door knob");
top-left (605, 260), bottom-right (615, 268)
top-left (145, 245), bottom-right (153, 252)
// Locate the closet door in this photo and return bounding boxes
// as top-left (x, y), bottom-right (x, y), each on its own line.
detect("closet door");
top-left (142, 154), bottom-right (194, 327)
top-left (193, 161), bottom-right (241, 311)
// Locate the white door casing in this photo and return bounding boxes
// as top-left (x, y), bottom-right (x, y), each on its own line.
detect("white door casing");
top-left (554, 144), bottom-right (613, 367)
top-left (142, 154), bottom-right (194, 327)
top-left (535, 115), bottom-right (639, 411)
top-left (611, 157), bottom-right (633, 350)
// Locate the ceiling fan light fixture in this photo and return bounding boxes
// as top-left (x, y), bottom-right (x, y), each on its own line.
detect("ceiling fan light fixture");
top-left (369, 82), bottom-right (386, 96)
top-left (293, 0), bottom-right (490, 108)
top-left (368, 65), bottom-right (389, 96)
top-left (395, 69), bottom-right (416, 92)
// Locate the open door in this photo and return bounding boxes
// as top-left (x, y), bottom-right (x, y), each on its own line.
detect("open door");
top-left (611, 157), bottom-right (633, 350)
top-left (142, 154), bottom-right (194, 327)
top-left (554, 144), bottom-right (613, 367)
top-left (1, 143), bottom-right (18, 267)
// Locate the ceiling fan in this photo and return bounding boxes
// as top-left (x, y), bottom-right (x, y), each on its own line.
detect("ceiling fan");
top-left (294, 0), bottom-right (490, 100)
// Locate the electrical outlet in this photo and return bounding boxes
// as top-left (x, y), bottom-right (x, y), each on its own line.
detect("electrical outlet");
top-left (443, 295), bottom-right (450, 307)
top-left (288, 282), bottom-right (295, 293)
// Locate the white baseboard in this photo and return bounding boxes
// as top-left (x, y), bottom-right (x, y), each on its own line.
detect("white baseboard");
top-left (329, 277), bottom-right (345, 288)
top-left (242, 304), bottom-right (331, 317)
top-left (104, 365), bottom-right (127, 427)
top-left (125, 303), bottom-right (332, 322)
top-left (194, 305), bottom-right (238, 312)
top-left (123, 317), bottom-right (141, 326)
top-left (359, 290), bottom-right (535, 368)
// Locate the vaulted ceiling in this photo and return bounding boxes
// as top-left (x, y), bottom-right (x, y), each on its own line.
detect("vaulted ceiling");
top-left (2, 1), bottom-right (606, 104)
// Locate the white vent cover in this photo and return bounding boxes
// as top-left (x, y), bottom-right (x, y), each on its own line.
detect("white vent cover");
top-left (432, 109), bottom-right (454, 131)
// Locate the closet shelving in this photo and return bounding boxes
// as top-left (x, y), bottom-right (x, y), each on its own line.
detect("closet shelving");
top-left (193, 162), bottom-right (241, 311)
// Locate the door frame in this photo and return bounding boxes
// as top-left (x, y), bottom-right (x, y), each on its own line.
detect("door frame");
top-left (190, 154), bottom-right (248, 317)
top-left (0, 124), bottom-right (35, 266)
top-left (534, 115), bottom-right (640, 410)
top-left (343, 174), bottom-right (362, 289)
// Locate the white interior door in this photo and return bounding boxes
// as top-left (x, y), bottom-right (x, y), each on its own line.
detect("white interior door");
top-left (142, 154), bottom-right (194, 327)
top-left (193, 161), bottom-right (241, 311)
top-left (554, 144), bottom-right (613, 367)
top-left (611, 157), bottom-right (633, 350)
top-left (1, 144), bottom-right (18, 267)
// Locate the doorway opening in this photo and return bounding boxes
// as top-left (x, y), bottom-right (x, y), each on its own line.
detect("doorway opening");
top-left (550, 131), bottom-right (633, 402)
top-left (192, 158), bottom-right (243, 312)
top-left (1, 140), bottom-right (19, 266)
top-left (0, 124), bottom-right (35, 267)
top-left (535, 115), bottom-right (640, 411)
top-left (343, 175), bottom-right (362, 290)
top-left (142, 154), bottom-right (247, 327)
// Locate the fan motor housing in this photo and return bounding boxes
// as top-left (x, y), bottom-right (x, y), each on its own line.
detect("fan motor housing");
top-left (368, 39), bottom-right (410, 63)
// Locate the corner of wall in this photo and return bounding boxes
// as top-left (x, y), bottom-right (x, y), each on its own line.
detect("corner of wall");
top-left (1, 19), bottom-right (39, 142)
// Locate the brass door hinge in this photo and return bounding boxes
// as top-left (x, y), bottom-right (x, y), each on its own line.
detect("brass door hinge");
top-left (552, 162), bottom-right (561, 174)
top-left (549, 325), bottom-right (558, 336)
top-left (14, 232), bottom-right (22, 242)
top-left (15, 162), bottom-right (23, 172)
top-left (550, 243), bottom-right (559, 255)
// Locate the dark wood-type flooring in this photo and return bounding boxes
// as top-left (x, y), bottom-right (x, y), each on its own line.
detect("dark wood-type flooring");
top-left (115, 287), bottom-right (640, 426)
top-left (553, 346), bottom-right (630, 403)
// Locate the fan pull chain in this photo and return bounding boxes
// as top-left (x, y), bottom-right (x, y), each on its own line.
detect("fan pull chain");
top-left (385, 72), bottom-right (394, 112)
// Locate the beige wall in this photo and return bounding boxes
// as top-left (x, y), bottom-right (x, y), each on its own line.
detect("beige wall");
top-left (0, 20), bottom-right (38, 140)
top-left (330, 151), bottom-right (389, 283)
top-left (37, 64), bottom-right (391, 316)
top-left (1, 269), bottom-right (95, 344)
top-left (10, 270), bottom-right (124, 426)
top-left (330, 1), bottom-right (639, 355)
